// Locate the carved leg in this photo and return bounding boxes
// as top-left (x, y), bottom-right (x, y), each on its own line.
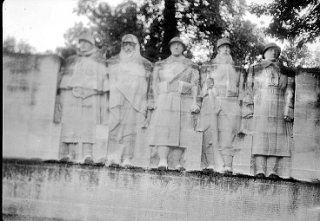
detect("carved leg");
top-left (157, 145), bottom-right (169, 169)
top-left (266, 156), bottom-right (280, 179)
top-left (107, 144), bottom-right (124, 166)
top-left (83, 143), bottom-right (94, 164)
top-left (60, 142), bottom-right (71, 162)
top-left (121, 135), bottom-right (135, 167)
top-left (218, 130), bottom-right (236, 174)
top-left (122, 145), bottom-right (133, 167)
top-left (202, 129), bottom-right (214, 170)
top-left (221, 154), bottom-right (233, 175)
top-left (176, 148), bottom-right (186, 171)
top-left (255, 155), bottom-right (267, 177)
top-left (69, 143), bottom-right (80, 163)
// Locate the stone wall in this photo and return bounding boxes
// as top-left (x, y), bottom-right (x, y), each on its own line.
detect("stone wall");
top-left (292, 71), bottom-right (320, 181)
top-left (2, 159), bottom-right (320, 221)
top-left (3, 54), bottom-right (61, 160)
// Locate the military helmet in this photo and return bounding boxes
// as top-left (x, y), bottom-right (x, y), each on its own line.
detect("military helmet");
top-left (168, 37), bottom-right (186, 50)
top-left (216, 38), bottom-right (231, 49)
top-left (121, 34), bottom-right (137, 44)
top-left (78, 32), bottom-right (95, 45)
top-left (263, 43), bottom-right (281, 58)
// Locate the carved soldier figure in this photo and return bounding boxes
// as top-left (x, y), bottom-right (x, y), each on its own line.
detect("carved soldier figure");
top-left (199, 38), bottom-right (244, 174)
top-left (106, 34), bottom-right (153, 167)
top-left (149, 37), bottom-right (200, 170)
top-left (59, 32), bottom-right (108, 163)
top-left (246, 43), bottom-right (294, 178)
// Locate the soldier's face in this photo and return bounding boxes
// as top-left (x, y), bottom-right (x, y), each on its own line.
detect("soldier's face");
top-left (264, 47), bottom-right (278, 60)
top-left (122, 42), bottom-right (136, 54)
top-left (170, 42), bottom-right (184, 56)
top-left (79, 40), bottom-right (94, 52)
top-left (218, 45), bottom-right (231, 56)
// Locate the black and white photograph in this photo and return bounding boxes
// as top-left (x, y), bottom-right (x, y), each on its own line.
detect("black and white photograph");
top-left (3, 0), bottom-right (320, 220)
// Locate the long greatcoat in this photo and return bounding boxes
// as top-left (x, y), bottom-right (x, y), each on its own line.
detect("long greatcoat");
top-left (247, 60), bottom-right (293, 156)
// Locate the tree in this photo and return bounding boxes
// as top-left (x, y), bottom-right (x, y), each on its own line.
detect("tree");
top-left (3, 36), bottom-right (35, 54)
top-left (140, 0), bottom-right (180, 61)
top-left (228, 20), bottom-right (266, 65)
top-left (249, 0), bottom-right (320, 47)
top-left (281, 39), bottom-right (320, 68)
top-left (3, 36), bottom-right (16, 53)
top-left (16, 40), bottom-right (35, 54)
top-left (69, 0), bottom-right (266, 64)
top-left (176, 0), bottom-right (264, 64)
top-left (74, 0), bottom-right (144, 58)
top-left (161, 0), bottom-right (179, 57)
top-left (63, 22), bottom-right (91, 47)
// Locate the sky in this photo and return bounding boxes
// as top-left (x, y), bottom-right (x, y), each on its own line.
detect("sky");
top-left (3, 0), bottom-right (274, 53)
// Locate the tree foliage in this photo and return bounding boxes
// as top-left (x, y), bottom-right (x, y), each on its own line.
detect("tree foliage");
top-left (249, 0), bottom-right (320, 46)
top-left (141, 0), bottom-right (180, 61)
top-left (281, 39), bottom-right (320, 68)
top-left (3, 36), bottom-right (35, 54)
top-left (63, 22), bottom-right (91, 47)
top-left (141, 0), bottom-right (263, 63)
top-left (74, 0), bottom-right (144, 58)
top-left (64, 0), bottom-right (266, 64)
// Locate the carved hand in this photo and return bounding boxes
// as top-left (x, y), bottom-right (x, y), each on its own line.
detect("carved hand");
top-left (284, 115), bottom-right (293, 122)
top-left (206, 78), bottom-right (214, 89)
top-left (190, 103), bottom-right (200, 114)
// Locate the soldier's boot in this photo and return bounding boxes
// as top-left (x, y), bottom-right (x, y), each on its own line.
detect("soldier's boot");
top-left (255, 155), bottom-right (266, 178)
top-left (83, 143), bottom-right (94, 164)
top-left (121, 145), bottom-right (133, 168)
top-left (266, 156), bottom-right (280, 179)
top-left (222, 155), bottom-right (233, 175)
top-left (175, 148), bottom-right (186, 171)
top-left (69, 143), bottom-right (80, 163)
top-left (107, 144), bottom-right (124, 167)
top-left (60, 143), bottom-right (71, 162)
top-left (157, 146), bottom-right (169, 170)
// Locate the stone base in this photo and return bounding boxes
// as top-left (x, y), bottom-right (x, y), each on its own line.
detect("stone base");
top-left (3, 159), bottom-right (320, 221)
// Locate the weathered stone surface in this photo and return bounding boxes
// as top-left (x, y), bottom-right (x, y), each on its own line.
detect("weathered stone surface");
top-left (2, 160), bottom-right (320, 221)
top-left (3, 54), bottom-right (62, 160)
top-left (292, 72), bottom-right (320, 182)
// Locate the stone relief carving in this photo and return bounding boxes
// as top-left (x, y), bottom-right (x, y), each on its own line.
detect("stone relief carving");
top-left (245, 43), bottom-right (294, 178)
top-left (148, 37), bottom-right (201, 170)
top-left (5, 34), bottom-right (315, 180)
top-left (198, 38), bottom-right (245, 174)
top-left (58, 32), bottom-right (108, 164)
top-left (106, 34), bottom-right (153, 167)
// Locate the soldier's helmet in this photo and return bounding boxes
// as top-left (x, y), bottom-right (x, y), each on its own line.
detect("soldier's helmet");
top-left (263, 43), bottom-right (281, 58)
top-left (216, 38), bottom-right (231, 49)
top-left (168, 37), bottom-right (186, 50)
top-left (121, 34), bottom-right (137, 44)
top-left (78, 32), bottom-right (95, 45)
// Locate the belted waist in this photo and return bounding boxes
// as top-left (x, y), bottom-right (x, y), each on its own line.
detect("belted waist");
top-left (205, 85), bottom-right (238, 98)
top-left (158, 81), bottom-right (192, 95)
top-left (259, 86), bottom-right (282, 95)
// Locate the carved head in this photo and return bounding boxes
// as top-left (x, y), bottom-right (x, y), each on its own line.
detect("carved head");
top-left (263, 43), bottom-right (281, 60)
top-left (78, 32), bottom-right (95, 53)
top-left (121, 34), bottom-right (138, 54)
top-left (214, 38), bottom-right (233, 64)
top-left (120, 34), bottom-right (141, 60)
top-left (217, 38), bottom-right (231, 56)
top-left (168, 37), bottom-right (186, 56)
